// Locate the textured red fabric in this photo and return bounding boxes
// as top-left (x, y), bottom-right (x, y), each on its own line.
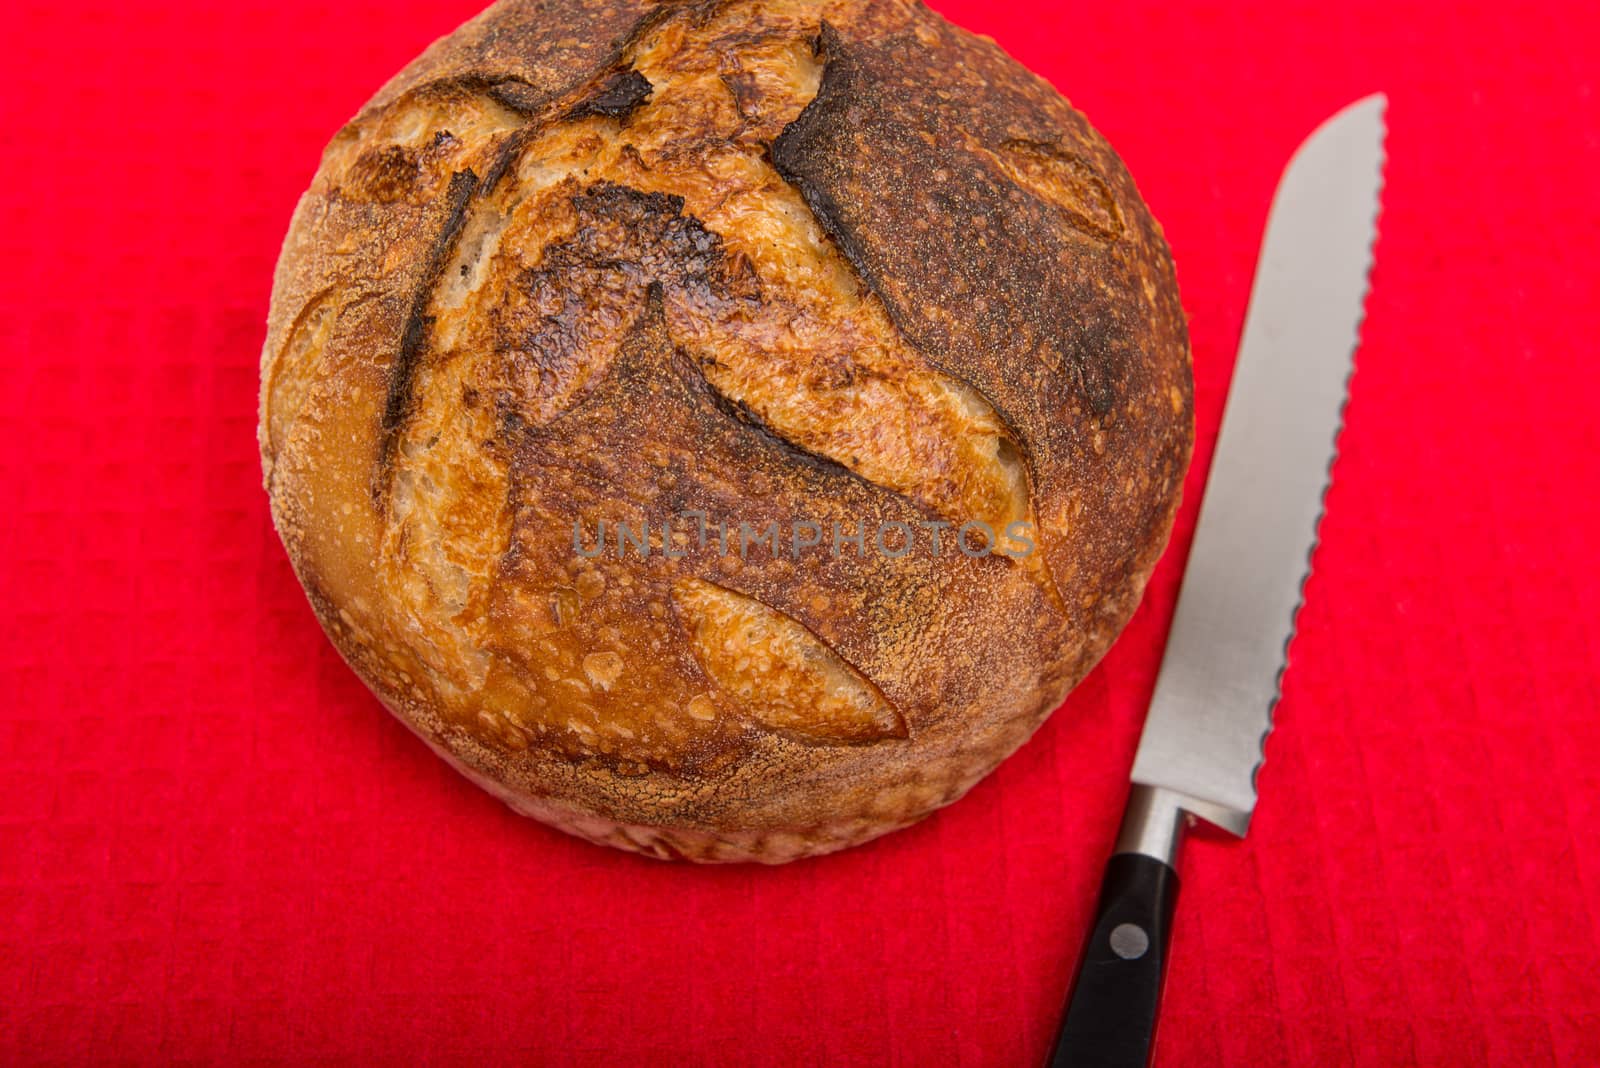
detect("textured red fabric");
top-left (3, 1), bottom-right (1598, 1064)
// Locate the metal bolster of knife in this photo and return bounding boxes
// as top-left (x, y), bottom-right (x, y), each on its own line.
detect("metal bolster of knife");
top-left (1112, 785), bottom-right (1189, 867)
top-left (1114, 786), bottom-right (1254, 868)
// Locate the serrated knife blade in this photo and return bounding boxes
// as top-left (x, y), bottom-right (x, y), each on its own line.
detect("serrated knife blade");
top-left (1049, 94), bottom-right (1387, 1068)
top-left (1129, 93), bottom-right (1386, 837)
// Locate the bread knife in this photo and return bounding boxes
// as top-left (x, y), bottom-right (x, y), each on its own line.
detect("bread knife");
top-left (1048, 94), bottom-right (1387, 1067)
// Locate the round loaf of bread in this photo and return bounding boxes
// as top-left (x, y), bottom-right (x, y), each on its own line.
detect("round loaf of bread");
top-left (259, 0), bottom-right (1192, 862)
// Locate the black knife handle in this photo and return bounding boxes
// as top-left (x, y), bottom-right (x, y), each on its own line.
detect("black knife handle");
top-left (1048, 852), bottom-right (1180, 1068)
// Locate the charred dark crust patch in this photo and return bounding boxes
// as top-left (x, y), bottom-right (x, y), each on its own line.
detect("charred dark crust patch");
top-left (365, 0), bottom-right (676, 122)
top-left (485, 78), bottom-right (549, 114)
top-left (378, 168), bottom-right (479, 480)
top-left (412, 73), bottom-right (551, 114)
top-left (479, 127), bottom-right (535, 195)
top-left (769, 25), bottom-right (896, 324)
top-left (770, 29), bottom-right (861, 250)
top-left (768, 20), bottom-right (1147, 421)
top-left (564, 68), bottom-right (655, 121)
top-left (669, 337), bottom-right (890, 494)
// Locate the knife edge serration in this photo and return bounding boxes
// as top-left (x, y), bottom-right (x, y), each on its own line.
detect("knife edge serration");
top-left (1250, 96), bottom-right (1388, 797)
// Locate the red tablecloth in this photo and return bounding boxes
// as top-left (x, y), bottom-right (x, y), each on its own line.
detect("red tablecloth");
top-left (4, 1), bottom-right (1598, 1064)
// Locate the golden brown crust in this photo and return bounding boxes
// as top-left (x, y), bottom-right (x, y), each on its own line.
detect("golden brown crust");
top-left (260, 0), bottom-right (1193, 862)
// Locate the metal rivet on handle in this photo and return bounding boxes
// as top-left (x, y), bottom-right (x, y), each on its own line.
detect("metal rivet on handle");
top-left (1109, 923), bottom-right (1150, 960)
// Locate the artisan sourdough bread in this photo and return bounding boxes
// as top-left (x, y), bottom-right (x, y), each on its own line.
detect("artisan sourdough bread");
top-left (260, 0), bottom-right (1192, 862)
